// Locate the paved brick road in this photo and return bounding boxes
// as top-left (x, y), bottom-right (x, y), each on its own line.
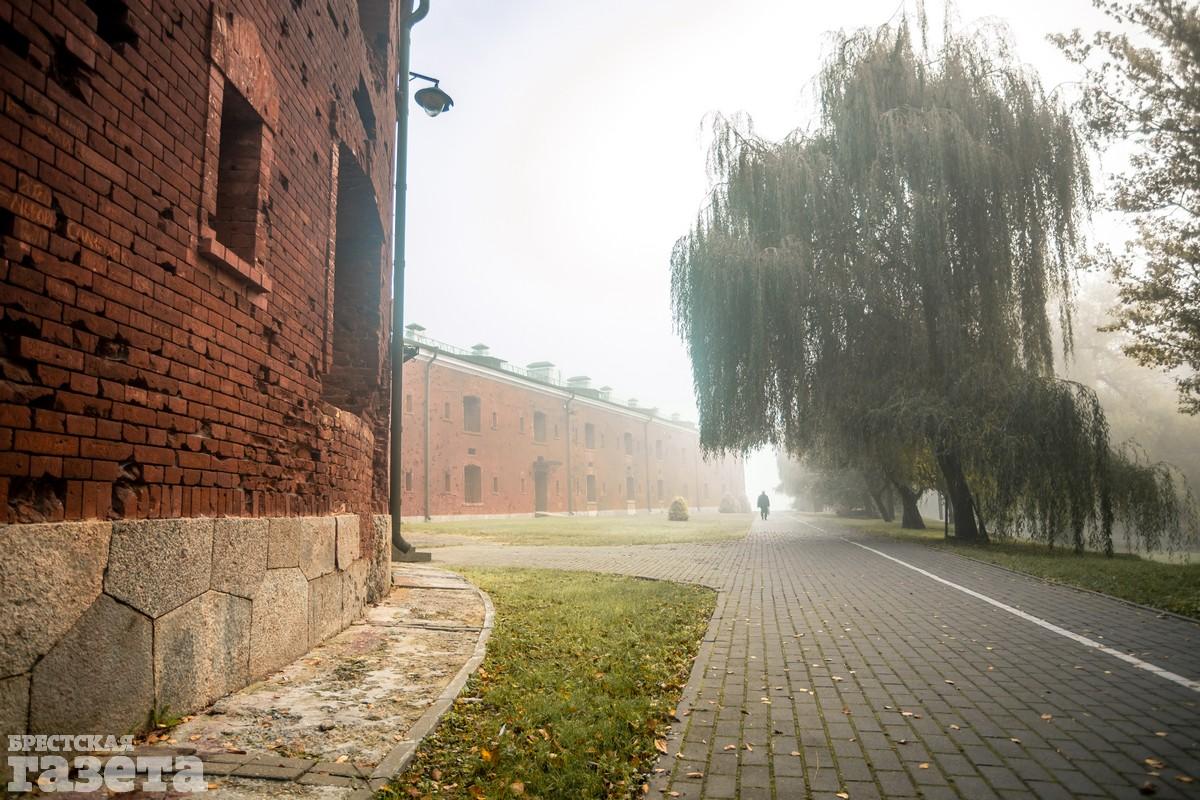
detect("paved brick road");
top-left (433, 514), bottom-right (1200, 799)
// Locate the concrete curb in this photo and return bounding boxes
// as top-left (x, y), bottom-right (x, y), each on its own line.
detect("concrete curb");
top-left (368, 576), bottom-right (496, 787)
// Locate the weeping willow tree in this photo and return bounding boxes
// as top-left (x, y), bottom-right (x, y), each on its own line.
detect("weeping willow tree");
top-left (672, 16), bottom-right (1193, 551)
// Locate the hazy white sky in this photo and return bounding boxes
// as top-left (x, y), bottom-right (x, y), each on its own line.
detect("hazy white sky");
top-left (404, 0), bottom-right (1114, 504)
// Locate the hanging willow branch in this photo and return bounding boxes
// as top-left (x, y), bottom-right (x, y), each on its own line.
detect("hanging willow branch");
top-left (671, 15), bottom-right (1194, 552)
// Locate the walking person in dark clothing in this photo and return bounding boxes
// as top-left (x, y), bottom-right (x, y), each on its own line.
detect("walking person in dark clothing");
top-left (757, 490), bottom-right (770, 520)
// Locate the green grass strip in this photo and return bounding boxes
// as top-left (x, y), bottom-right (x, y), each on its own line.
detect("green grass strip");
top-left (382, 568), bottom-right (715, 799)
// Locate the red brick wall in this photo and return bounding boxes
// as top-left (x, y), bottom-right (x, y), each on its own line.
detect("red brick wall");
top-left (0, 0), bottom-right (399, 523)
top-left (399, 350), bottom-right (747, 518)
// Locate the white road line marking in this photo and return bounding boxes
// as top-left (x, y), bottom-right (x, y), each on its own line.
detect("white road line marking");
top-left (796, 520), bottom-right (1200, 693)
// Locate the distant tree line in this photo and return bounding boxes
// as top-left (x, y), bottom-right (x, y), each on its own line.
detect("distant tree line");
top-left (671, 7), bottom-right (1196, 553)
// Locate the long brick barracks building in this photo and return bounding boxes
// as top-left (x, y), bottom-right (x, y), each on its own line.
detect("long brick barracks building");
top-left (400, 328), bottom-right (747, 520)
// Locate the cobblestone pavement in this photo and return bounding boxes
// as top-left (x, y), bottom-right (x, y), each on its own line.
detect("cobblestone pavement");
top-left (431, 513), bottom-right (1200, 799)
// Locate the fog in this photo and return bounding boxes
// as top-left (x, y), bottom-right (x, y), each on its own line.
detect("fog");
top-left (404, 0), bottom-right (1125, 495)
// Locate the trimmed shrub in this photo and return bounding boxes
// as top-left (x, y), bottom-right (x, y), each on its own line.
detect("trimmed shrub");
top-left (718, 494), bottom-right (738, 513)
top-left (668, 496), bottom-right (689, 521)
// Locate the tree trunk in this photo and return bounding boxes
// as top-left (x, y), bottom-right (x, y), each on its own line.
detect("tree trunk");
top-left (935, 449), bottom-right (987, 543)
top-left (893, 481), bottom-right (925, 529)
top-left (867, 485), bottom-right (894, 522)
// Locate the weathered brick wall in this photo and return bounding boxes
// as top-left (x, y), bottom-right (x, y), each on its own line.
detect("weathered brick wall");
top-left (0, 0), bottom-right (398, 524)
top-left (399, 350), bottom-right (747, 519)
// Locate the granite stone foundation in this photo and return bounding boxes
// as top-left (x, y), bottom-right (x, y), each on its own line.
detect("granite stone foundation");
top-left (0, 514), bottom-right (388, 736)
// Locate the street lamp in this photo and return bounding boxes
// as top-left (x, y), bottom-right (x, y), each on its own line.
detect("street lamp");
top-left (410, 72), bottom-right (454, 117)
top-left (390, 0), bottom-right (453, 562)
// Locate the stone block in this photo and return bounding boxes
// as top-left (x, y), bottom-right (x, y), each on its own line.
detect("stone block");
top-left (335, 514), bottom-right (360, 569)
top-left (366, 515), bottom-right (390, 604)
top-left (0, 521), bottom-right (111, 676)
top-left (211, 518), bottom-right (267, 598)
top-left (249, 568), bottom-right (308, 678)
top-left (267, 517), bottom-right (302, 568)
top-left (0, 673), bottom-right (30, 737)
top-left (30, 595), bottom-right (153, 734)
top-left (308, 571), bottom-right (342, 645)
top-left (299, 517), bottom-right (336, 579)
top-left (106, 519), bottom-right (213, 618)
top-left (154, 591), bottom-right (251, 715)
top-left (340, 559), bottom-right (370, 629)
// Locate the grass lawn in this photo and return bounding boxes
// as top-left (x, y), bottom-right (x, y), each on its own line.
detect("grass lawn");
top-left (801, 512), bottom-right (1200, 619)
top-left (381, 568), bottom-right (715, 799)
top-left (402, 511), bottom-right (753, 547)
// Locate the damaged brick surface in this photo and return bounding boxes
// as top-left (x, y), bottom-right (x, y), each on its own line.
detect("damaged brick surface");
top-left (0, 0), bottom-right (399, 522)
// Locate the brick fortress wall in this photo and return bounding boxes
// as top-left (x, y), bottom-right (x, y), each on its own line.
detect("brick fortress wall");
top-left (0, 0), bottom-right (402, 735)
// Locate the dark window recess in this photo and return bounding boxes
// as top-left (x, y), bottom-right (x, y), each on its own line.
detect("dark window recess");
top-left (352, 76), bottom-right (376, 140)
top-left (626, 476), bottom-right (635, 498)
top-left (586, 475), bottom-right (597, 503)
top-left (584, 423), bottom-right (595, 449)
top-left (404, 470), bottom-right (413, 491)
top-left (623, 432), bottom-right (633, 455)
top-left (533, 411), bottom-right (547, 443)
top-left (213, 83), bottom-right (264, 264)
top-left (492, 477), bottom-right (499, 493)
top-left (464, 465), bottom-right (482, 504)
top-left (463, 396), bottom-right (481, 433)
top-left (356, 0), bottom-right (388, 65)
top-left (86, 0), bottom-right (138, 49)
top-left (321, 144), bottom-right (384, 415)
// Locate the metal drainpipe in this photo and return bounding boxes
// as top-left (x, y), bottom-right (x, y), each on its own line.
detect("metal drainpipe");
top-left (643, 417), bottom-right (652, 513)
top-left (564, 394), bottom-right (574, 515)
top-left (423, 350), bottom-right (437, 520)
top-left (389, 0), bottom-right (429, 555)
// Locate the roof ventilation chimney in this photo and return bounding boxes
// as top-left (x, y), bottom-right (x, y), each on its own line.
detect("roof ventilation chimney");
top-left (566, 375), bottom-right (592, 390)
top-left (526, 361), bottom-right (560, 385)
top-left (597, 385), bottom-right (613, 401)
top-left (471, 343), bottom-right (490, 356)
top-left (627, 398), bottom-right (638, 409)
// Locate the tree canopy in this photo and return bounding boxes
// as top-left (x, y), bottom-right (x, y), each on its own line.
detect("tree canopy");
top-left (672, 15), bottom-right (1193, 553)
top-left (1055, 0), bottom-right (1200, 415)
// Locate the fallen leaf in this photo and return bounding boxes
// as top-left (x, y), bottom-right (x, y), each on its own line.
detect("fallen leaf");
top-left (723, 744), bottom-right (737, 751)
top-left (686, 771), bottom-right (704, 778)
top-left (480, 748), bottom-right (495, 765)
top-left (949, 724), bottom-right (961, 731)
top-left (1040, 714), bottom-right (1053, 721)
top-left (744, 743), bottom-right (753, 752)
top-left (836, 793), bottom-right (850, 799)
top-left (510, 781), bottom-right (525, 795)
top-left (1155, 731), bottom-right (1168, 737)
top-left (654, 739), bottom-right (668, 754)
top-left (1010, 738), bottom-right (1022, 745)
top-left (790, 751), bottom-right (801, 757)
top-left (1176, 775), bottom-right (1194, 784)
top-left (1144, 757), bottom-right (1167, 769)
top-left (944, 680), bottom-right (955, 685)
top-left (918, 763), bottom-right (930, 769)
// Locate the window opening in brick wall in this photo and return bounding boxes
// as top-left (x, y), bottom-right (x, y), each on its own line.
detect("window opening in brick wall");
top-left (655, 440), bottom-right (662, 459)
top-left (492, 476), bottom-right (499, 494)
top-left (533, 411), bottom-right (547, 443)
top-left (444, 470), bottom-right (451, 492)
top-left (356, 0), bottom-right (388, 73)
top-left (586, 475), bottom-right (597, 503)
top-left (584, 423), bottom-right (595, 449)
top-left (623, 432), bottom-right (633, 455)
top-left (657, 479), bottom-right (664, 499)
top-left (491, 411), bottom-right (497, 429)
top-left (322, 145), bottom-right (384, 415)
top-left (352, 75), bottom-right (376, 140)
top-left (519, 416), bottom-right (525, 433)
top-left (404, 470), bottom-right (413, 491)
top-left (464, 465), bottom-right (482, 504)
top-left (405, 393), bottom-right (413, 413)
top-left (443, 401), bottom-right (451, 419)
top-left (626, 476), bottom-right (635, 498)
top-left (463, 396), bottom-right (481, 433)
top-left (213, 83), bottom-right (264, 264)
top-left (86, 0), bottom-right (138, 50)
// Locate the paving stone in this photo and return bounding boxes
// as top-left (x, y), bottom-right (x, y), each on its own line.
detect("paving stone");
top-left (30, 595), bottom-right (153, 734)
top-left (249, 567), bottom-right (308, 678)
top-left (211, 518), bottom-right (267, 598)
top-left (335, 514), bottom-right (360, 569)
top-left (267, 517), bottom-right (303, 568)
top-left (300, 516), bottom-right (336, 579)
top-left (154, 590), bottom-right (251, 714)
top-left (106, 518), bottom-right (213, 617)
top-left (0, 521), bottom-right (110, 675)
